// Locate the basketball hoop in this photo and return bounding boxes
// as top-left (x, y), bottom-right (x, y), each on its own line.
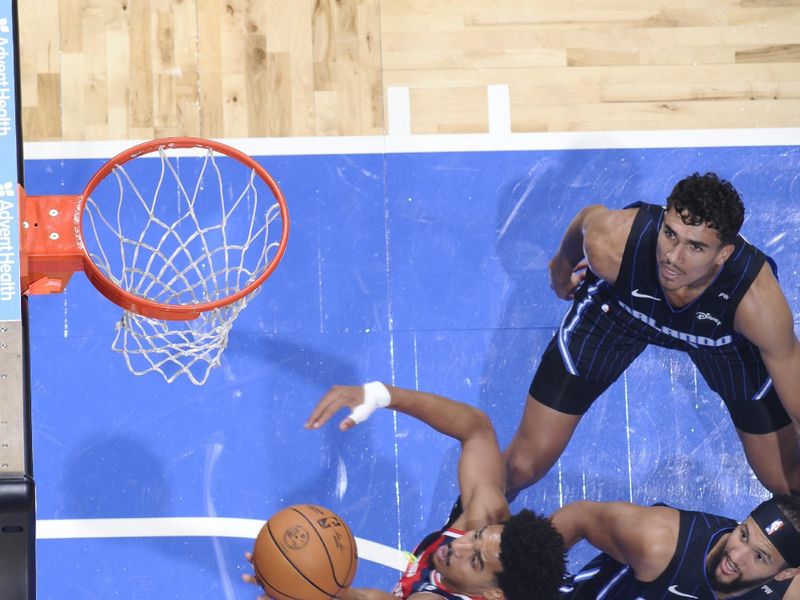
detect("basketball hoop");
top-left (20, 137), bottom-right (290, 385)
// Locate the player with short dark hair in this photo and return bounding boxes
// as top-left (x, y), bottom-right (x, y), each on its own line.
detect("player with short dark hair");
top-left (504, 171), bottom-right (800, 498)
top-left (498, 509), bottom-right (567, 600)
top-left (666, 171), bottom-right (744, 243)
top-left (244, 382), bottom-right (567, 600)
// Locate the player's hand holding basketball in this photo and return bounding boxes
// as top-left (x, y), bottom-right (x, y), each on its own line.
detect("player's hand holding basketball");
top-left (243, 551), bottom-right (269, 599)
top-left (245, 505), bottom-right (358, 600)
top-left (306, 382), bottom-right (391, 432)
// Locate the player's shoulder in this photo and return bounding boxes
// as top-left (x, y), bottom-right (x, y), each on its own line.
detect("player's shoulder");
top-left (573, 500), bottom-right (679, 533)
top-left (583, 203), bottom-right (640, 230)
top-left (622, 503), bottom-right (681, 537)
top-left (611, 503), bottom-right (681, 548)
top-left (581, 205), bottom-right (641, 283)
top-left (748, 259), bottom-right (783, 293)
top-left (736, 261), bottom-right (792, 332)
top-left (782, 575), bottom-right (800, 599)
top-left (582, 205), bottom-right (641, 253)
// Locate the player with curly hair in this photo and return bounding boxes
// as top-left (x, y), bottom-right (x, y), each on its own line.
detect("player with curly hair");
top-left (504, 172), bottom-right (800, 499)
top-left (245, 382), bottom-right (568, 600)
top-left (498, 509), bottom-right (566, 600)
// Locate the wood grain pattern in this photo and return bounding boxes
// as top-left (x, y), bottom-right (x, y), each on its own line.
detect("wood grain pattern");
top-left (17, 0), bottom-right (800, 141)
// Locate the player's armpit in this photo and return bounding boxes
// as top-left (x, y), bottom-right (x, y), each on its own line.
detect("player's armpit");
top-left (459, 482), bottom-right (510, 532)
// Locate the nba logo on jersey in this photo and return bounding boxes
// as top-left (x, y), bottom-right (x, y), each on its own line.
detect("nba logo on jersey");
top-left (765, 519), bottom-right (785, 536)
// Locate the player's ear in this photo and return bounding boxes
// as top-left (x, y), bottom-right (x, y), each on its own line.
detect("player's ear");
top-left (773, 566), bottom-right (799, 582)
top-left (716, 242), bottom-right (735, 265)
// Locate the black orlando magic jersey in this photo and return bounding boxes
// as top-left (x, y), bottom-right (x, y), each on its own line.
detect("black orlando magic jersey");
top-left (552, 202), bottom-right (782, 418)
top-left (560, 508), bottom-right (792, 599)
top-left (612, 201), bottom-right (772, 359)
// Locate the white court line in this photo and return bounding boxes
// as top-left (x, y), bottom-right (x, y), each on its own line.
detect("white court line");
top-left (37, 517), bottom-right (407, 572)
top-left (24, 127), bottom-right (800, 161)
top-left (23, 80), bottom-right (800, 163)
top-left (387, 86), bottom-right (411, 138)
top-left (487, 85), bottom-right (511, 136)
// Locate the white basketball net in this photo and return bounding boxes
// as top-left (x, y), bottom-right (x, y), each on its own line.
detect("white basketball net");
top-left (82, 145), bottom-right (285, 385)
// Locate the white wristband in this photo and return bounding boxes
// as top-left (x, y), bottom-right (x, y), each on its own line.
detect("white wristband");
top-left (348, 381), bottom-right (391, 424)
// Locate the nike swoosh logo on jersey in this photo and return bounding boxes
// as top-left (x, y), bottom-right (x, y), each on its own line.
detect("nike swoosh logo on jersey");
top-left (632, 289), bottom-right (661, 301)
top-left (668, 585), bottom-right (699, 598)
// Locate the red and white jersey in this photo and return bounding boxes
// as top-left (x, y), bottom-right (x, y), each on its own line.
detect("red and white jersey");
top-left (392, 528), bottom-right (485, 600)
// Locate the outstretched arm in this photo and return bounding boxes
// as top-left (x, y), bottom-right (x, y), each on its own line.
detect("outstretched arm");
top-left (307, 384), bottom-right (508, 530)
top-left (550, 501), bottom-right (679, 583)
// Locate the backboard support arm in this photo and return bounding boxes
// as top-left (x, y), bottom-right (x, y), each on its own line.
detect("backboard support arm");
top-left (19, 191), bottom-right (84, 295)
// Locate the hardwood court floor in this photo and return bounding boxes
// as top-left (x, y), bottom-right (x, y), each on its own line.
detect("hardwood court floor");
top-left (18, 1), bottom-right (800, 141)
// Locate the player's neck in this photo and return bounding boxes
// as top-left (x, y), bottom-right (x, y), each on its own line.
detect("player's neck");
top-left (435, 570), bottom-right (468, 597)
top-left (715, 584), bottom-right (763, 599)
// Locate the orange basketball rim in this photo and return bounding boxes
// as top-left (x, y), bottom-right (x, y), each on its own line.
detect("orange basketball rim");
top-left (19, 137), bottom-right (290, 321)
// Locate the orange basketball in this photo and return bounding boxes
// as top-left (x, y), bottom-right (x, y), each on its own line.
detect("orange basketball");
top-left (252, 504), bottom-right (358, 600)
